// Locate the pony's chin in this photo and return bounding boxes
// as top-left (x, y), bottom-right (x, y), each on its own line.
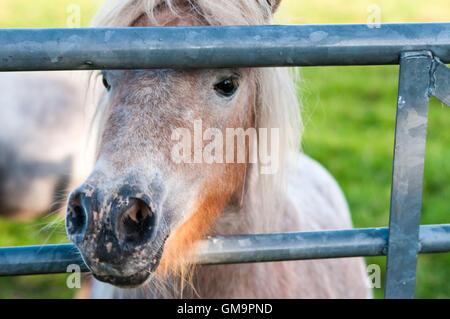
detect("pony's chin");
top-left (93, 271), bottom-right (151, 288)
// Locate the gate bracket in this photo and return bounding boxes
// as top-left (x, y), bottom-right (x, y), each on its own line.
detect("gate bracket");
top-left (430, 57), bottom-right (450, 106)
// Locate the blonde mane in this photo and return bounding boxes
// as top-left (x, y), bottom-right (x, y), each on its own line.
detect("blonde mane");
top-left (89, 0), bottom-right (303, 279)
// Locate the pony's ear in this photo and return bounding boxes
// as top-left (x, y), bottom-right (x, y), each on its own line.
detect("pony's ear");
top-left (267, 0), bottom-right (282, 13)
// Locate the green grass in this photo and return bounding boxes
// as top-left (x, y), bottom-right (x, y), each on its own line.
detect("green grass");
top-left (0, 0), bottom-right (449, 298)
top-left (0, 0), bottom-right (103, 28)
top-left (0, 215), bottom-right (76, 298)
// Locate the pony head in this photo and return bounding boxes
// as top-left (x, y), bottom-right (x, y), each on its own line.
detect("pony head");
top-left (65, 0), bottom-right (301, 288)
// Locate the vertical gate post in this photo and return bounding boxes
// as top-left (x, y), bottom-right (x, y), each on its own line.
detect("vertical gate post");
top-left (384, 51), bottom-right (433, 298)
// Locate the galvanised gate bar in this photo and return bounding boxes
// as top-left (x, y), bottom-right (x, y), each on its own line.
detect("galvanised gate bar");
top-left (0, 23), bottom-right (449, 299)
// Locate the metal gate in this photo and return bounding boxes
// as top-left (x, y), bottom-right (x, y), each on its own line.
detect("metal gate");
top-left (0, 23), bottom-right (449, 299)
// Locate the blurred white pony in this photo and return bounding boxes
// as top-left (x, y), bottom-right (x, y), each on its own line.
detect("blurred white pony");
top-left (0, 71), bottom-right (96, 220)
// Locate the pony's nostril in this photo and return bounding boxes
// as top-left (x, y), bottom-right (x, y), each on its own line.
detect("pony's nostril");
top-left (71, 205), bottom-right (86, 232)
top-left (118, 199), bottom-right (154, 244)
top-left (66, 193), bottom-right (88, 242)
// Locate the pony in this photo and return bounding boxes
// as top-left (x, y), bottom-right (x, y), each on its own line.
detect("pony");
top-left (0, 71), bottom-right (95, 221)
top-left (66, 0), bottom-right (371, 298)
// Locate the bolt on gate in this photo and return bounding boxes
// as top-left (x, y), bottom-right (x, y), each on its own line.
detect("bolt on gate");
top-left (0, 23), bottom-right (449, 299)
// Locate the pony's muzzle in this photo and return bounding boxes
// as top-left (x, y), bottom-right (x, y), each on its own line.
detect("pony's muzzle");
top-left (65, 177), bottom-right (165, 287)
top-left (66, 188), bottom-right (156, 249)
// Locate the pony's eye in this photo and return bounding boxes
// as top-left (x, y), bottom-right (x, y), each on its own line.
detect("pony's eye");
top-left (102, 76), bottom-right (111, 91)
top-left (214, 78), bottom-right (238, 97)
